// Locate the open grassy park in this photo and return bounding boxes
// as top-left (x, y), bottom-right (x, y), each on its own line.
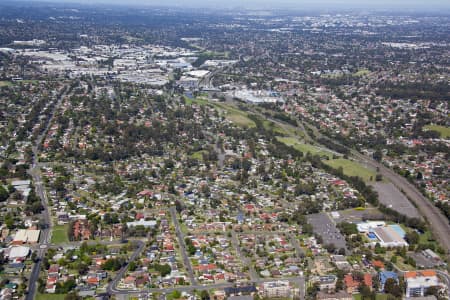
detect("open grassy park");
top-left (51, 224), bottom-right (69, 244)
top-left (36, 293), bottom-right (66, 300)
top-left (324, 158), bottom-right (376, 182)
top-left (424, 124), bottom-right (450, 138)
top-left (185, 97), bottom-right (256, 128)
top-left (276, 136), bottom-right (333, 158)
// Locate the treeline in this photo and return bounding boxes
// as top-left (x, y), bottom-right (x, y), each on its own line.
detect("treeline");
top-left (317, 137), bottom-right (350, 155)
top-left (307, 154), bottom-right (379, 206)
top-left (272, 112), bottom-right (298, 126)
top-left (436, 202), bottom-right (450, 222)
top-left (376, 82), bottom-right (450, 101)
top-left (378, 204), bottom-right (427, 232)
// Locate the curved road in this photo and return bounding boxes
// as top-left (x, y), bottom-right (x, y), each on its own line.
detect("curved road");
top-left (107, 240), bottom-right (145, 295)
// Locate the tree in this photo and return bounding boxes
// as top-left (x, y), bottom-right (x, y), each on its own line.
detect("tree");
top-left (200, 290), bottom-right (210, 300)
top-left (64, 292), bottom-right (81, 300)
top-left (405, 231), bottom-right (419, 245)
top-left (384, 278), bottom-right (402, 298)
top-left (373, 149), bottom-right (383, 162)
top-left (0, 185), bottom-right (9, 202)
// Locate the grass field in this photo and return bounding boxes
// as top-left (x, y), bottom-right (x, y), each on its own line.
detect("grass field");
top-left (353, 69), bottom-right (371, 77)
top-left (185, 97), bottom-right (255, 128)
top-left (418, 229), bottom-right (437, 246)
top-left (184, 97), bottom-right (209, 106)
top-left (51, 224), bottom-right (69, 244)
top-left (324, 158), bottom-right (376, 182)
top-left (0, 81), bottom-right (12, 87)
top-left (213, 102), bottom-right (256, 128)
top-left (36, 293), bottom-right (66, 300)
top-left (423, 124), bottom-right (450, 139)
top-left (190, 150), bottom-right (206, 160)
top-left (276, 136), bottom-right (334, 158)
top-left (263, 120), bottom-right (288, 136)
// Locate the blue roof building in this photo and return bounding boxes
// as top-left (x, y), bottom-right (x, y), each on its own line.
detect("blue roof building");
top-left (379, 271), bottom-right (399, 291)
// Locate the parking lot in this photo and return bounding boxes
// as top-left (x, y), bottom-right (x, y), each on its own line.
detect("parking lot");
top-left (331, 208), bottom-right (384, 224)
top-left (372, 182), bottom-right (420, 218)
top-left (307, 213), bottom-right (348, 253)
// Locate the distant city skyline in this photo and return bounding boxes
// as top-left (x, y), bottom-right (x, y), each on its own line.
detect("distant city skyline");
top-left (14, 0), bottom-right (450, 10)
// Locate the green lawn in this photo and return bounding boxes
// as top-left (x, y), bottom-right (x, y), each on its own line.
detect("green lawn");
top-left (190, 150), bottom-right (206, 160)
top-left (418, 229), bottom-right (438, 249)
top-left (353, 69), bottom-right (371, 77)
top-left (184, 97), bottom-right (209, 106)
top-left (51, 224), bottom-right (69, 244)
top-left (185, 97), bottom-right (255, 128)
top-left (423, 124), bottom-right (450, 139)
top-left (324, 158), bottom-right (376, 182)
top-left (276, 136), bottom-right (334, 158)
top-left (263, 120), bottom-right (288, 136)
top-left (0, 81), bottom-right (12, 87)
top-left (212, 102), bottom-right (256, 128)
top-left (36, 293), bottom-right (66, 300)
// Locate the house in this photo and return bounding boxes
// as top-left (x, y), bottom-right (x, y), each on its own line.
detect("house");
top-left (123, 276), bottom-right (136, 289)
top-left (73, 220), bottom-right (92, 240)
top-left (344, 273), bottom-right (372, 294)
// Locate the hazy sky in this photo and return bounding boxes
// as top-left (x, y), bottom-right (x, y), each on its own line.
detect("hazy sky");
top-left (18, 0), bottom-right (450, 10)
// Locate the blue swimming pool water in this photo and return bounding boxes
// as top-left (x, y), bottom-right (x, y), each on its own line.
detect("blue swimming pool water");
top-left (389, 224), bottom-right (406, 237)
top-left (367, 232), bottom-right (377, 240)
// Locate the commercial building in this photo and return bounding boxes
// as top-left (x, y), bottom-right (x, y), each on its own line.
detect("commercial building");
top-left (12, 229), bottom-right (40, 244)
top-left (259, 281), bottom-right (291, 298)
top-left (405, 270), bottom-right (440, 298)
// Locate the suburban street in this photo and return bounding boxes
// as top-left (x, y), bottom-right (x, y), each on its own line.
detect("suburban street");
top-left (25, 89), bottom-right (67, 300)
top-left (106, 240), bottom-right (146, 295)
top-left (169, 206), bottom-right (197, 285)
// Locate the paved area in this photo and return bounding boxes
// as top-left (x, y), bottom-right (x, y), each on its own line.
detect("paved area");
top-left (331, 208), bottom-right (383, 223)
top-left (372, 182), bottom-right (420, 218)
top-left (307, 213), bottom-right (348, 253)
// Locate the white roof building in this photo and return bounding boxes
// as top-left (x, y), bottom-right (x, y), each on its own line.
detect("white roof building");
top-left (126, 219), bottom-right (157, 228)
top-left (13, 229), bottom-right (40, 244)
top-left (8, 246), bottom-right (30, 259)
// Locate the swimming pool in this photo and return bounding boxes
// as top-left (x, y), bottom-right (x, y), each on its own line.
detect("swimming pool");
top-left (367, 232), bottom-right (377, 240)
top-left (389, 224), bottom-right (406, 238)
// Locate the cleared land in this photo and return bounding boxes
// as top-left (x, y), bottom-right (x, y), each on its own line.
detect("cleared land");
top-left (371, 182), bottom-right (420, 219)
top-left (324, 158), bottom-right (376, 182)
top-left (424, 124), bottom-right (450, 138)
top-left (51, 224), bottom-right (69, 244)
